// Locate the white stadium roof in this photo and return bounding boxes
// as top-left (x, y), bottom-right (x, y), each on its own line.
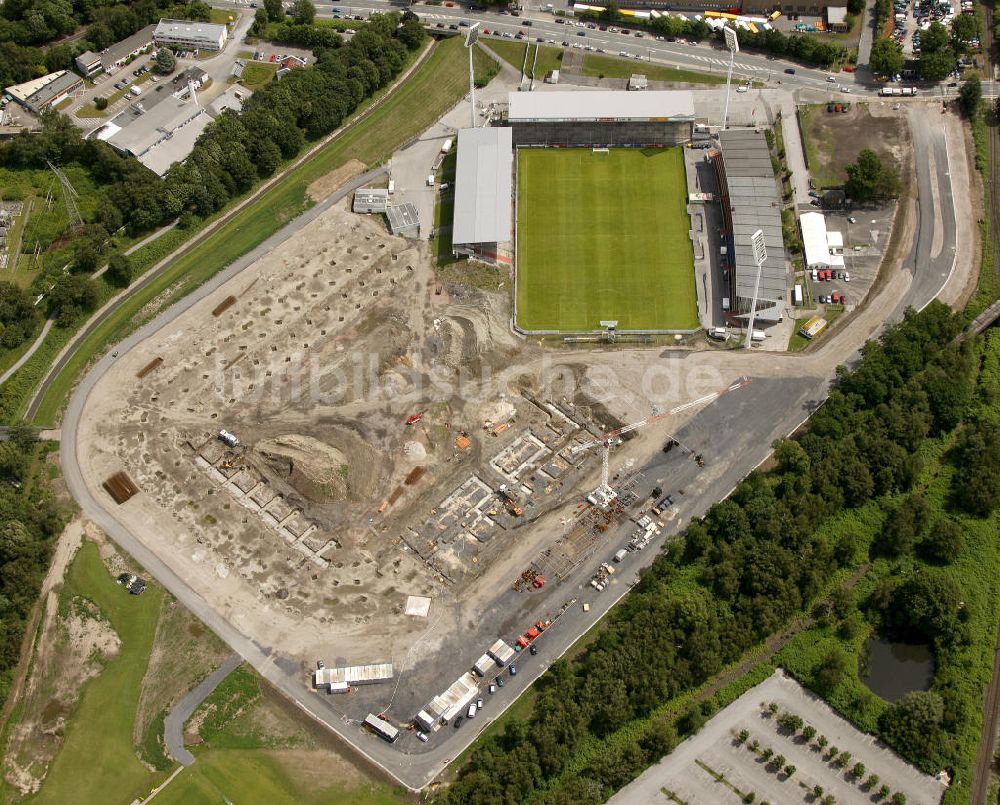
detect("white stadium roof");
top-left (452, 127), bottom-right (513, 246)
top-left (507, 90), bottom-right (695, 123)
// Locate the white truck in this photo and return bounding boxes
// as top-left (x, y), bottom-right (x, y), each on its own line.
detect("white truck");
top-left (218, 429), bottom-right (239, 448)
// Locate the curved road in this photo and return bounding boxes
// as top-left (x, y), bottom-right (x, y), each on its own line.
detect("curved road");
top-left (164, 653), bottom-right (242, 766)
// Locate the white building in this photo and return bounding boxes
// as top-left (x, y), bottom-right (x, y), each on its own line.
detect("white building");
top-left (800, 212), bottom-right (845, 271)
top-left (154, 19), bottom-right (228, 52)
top-left (5, 71), bottom-right (83, 114)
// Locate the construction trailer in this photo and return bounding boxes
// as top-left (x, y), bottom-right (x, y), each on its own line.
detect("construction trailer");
top-left (487, 638), bottom-right (516, 666)
top-left (472, 653), bottom-right (496, 677)
top-left (314, 662), bottom-right (394, 693)
top-left (363, 713), bottom-right (399, 743)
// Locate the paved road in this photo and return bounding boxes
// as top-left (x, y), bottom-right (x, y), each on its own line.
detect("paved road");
top-left (164, 653), bottom-right (242, 765)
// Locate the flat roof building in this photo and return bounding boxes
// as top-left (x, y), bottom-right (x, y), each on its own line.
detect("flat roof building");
top-left (506, 90), bottom-right (694, 147)
top-left (154, 19), bottom-right (228, 51)
top-left (386, 202), bottom-right (420, 238)
top-left (5, 71), bottom-right (83, 114)
top-left (104, 94), bottom-right (211, 176)
top-left (206, 85), bottom-right (251, 118)
top-left (353, 188), bottom-right (389, 214)
top-left (452, 126), bottom-right (512, 264)
top-left (712, 129), bottom-right (789, 323)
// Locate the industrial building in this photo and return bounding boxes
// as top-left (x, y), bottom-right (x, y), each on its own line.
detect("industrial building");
top-left (386, 202), bottom-right (420, 238)
top-left (800, 212), bottom-right (844, 271)
top-left (505, 90), bottom-right (694, 147)
top-left (711, 129), bottom-right (789, 323)
top-left (206, 85), bottom-right (251, 117)
top-left (76, 24), bottom-right (157, 77)
top-left (353, 188), bottom-right (389, 214)
top-left (100, 94), bottom-right (211, 177)
top-left (4, 71), bottom-right (83, 114)
top-left (154, 19), bottom-right (229, 52)
top-left (451, 126), bottom-right (513, 264)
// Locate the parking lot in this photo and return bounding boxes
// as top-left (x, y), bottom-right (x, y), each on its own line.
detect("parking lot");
top-left (609, 670), bottom-right (948, 805)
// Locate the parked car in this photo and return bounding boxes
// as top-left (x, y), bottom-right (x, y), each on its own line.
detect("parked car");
top-left (453, 716), bottom-right (464, 728)
top-left (529, 644), bottom-right (538, 655)
top-left (784, 67), bottom-right (796, 74)
top-left (847, 216), bottom-right (857, 223)
top-left (509, 664), bottom-right (518, 676)
top-left (416, 731), bottom-right (429, 742)
top-left (495, 675), bottom-right (505, 687)
top-left (843, 272), bottom-right (851, 282)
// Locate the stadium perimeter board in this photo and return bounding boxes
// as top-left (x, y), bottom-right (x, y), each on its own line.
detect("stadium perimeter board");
top-left (514, 147), bottom-right (699, 334)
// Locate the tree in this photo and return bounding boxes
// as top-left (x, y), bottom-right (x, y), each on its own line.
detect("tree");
top-left (397, 18), bottom-right (425, 50)
top-left (951, 13), bottom-right (977, 48)
top-left (959, 74), bottom-right (982, 118)
top-left (95, 96), bottom-right (108, 110)
top-left (890, 794), bottom-right (906, 805)
top-left (47, 275), bottom-right (100, 326)
top-left (852, 761), bottom-right (866, 779)
top-left (154, 47), bottom-right (176, 75)
top-left (802, 725), bottom-right (816, 742)
top-left (813, 649), bottom-right (851, 696)
top-left (72, 236), bottom-right (103, 273)
top-left (186, 0), bottom-right (212, 21)
top-left (0, 282), bottom-right (41, 349)
top-left (845, 149), bottom-right (901, 204)
top-left (777, 713), bottom-right (803, 733)
top-left (784, 764), bottom-right (796, 777)
top-left (105, 252), bottom-right (133, 287)
top-left (866, 774), bottom-right (881, 790)
top-left (291, 0), bottom-right (316, 25)
top-left (600, 0), bottom-right (622, 22)
top-left (917, 516), bottom-right (963, 564)
top-left (250, 7), bottom-right (269, 37)
top-left (870, 37), bottom-right (904, 76)
top-left (877, 784), bottom-right (891, 800)
top-left (264, 0), bottom-right (283, 21)
top-left (879, 691), bottom-right (946, 771)
top-left (953, 419), bottom-right (1000, 515)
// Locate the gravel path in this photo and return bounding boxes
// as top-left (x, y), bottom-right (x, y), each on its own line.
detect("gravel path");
top-left (164, 653), bottom-right (242, 766)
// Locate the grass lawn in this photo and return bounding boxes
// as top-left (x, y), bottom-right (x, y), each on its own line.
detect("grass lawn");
top-left (241, 61), bottom-right (278, 89)
top-left (515, 147), bottom-right (698, 332)
top-left (210, 8), bottom-right (237, 25)
top-left (33, 539), bottom-right (168, 805)
top-left (29, 37), bottom-right (496, 426)
top-left (153, 749), bottom-right (403, 805)
top-left (484, 38), bottom-right (527, 71)
top-left (581, 53), bottom-right (725, 85)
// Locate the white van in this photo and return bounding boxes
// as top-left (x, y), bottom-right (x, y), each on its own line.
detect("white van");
top-left (708, 327), bottom-right (728, 340)
top-left (426, 174), bottom-right (435, 187)
top-left (722, 297), bottom-right (731, 311)
top-left (751, 329), bottom-right (766, 342)
top-left (467, 703), bottom-right (477, 719)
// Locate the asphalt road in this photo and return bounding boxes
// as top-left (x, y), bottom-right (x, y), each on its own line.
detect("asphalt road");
top-left (163, 652), bottom-right (242, 765)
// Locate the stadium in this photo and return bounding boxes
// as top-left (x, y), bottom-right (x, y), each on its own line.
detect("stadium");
top-left (452, 90), bottom-right (703, 335)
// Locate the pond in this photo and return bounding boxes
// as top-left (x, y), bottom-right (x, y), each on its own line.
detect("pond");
top-left (859, 637), bottom-right (934, 702)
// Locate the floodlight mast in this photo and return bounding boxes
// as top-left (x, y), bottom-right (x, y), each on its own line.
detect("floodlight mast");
top-left (465, 23), bottom-right (480, 128)
top-left (744, 228), bottom-right (767, 349)
top-left (570, 377), bottom-right (752, 507)
top-left (722, 26), bottom-right (739, 130)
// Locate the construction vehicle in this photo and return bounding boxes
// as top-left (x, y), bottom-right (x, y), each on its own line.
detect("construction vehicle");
top-left (497, 484), bottom-right (524, 517)
top-left (571, 377), bottom-right (751, 508)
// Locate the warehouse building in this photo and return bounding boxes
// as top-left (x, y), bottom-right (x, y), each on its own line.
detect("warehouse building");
top-left (505, 90), bottom-right (694, 147)
top-left (711, 129), bottom-right (788, 324)
top-left (386, 203), bottom-right (420, 238)
top-left (452, 126), bottom-right (513, 265)
top-left (154, 19), bottom-right (229, 52)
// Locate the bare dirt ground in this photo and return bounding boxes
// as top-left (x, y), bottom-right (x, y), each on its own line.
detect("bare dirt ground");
top-left (802, 102), bottom-right (910, 188)
top-left (2, 522), bottom-right (117, 796)
top-left (306, 158), bottom-right (367, 203)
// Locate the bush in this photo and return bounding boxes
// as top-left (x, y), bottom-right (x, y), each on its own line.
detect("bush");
top-left (802, 725), bottom-right (816, 742)
top-left (784, 764), bottom-right (796, 777)
top-left (777, 712), bottom-right (803, 733)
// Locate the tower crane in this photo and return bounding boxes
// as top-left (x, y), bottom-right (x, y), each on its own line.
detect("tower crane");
top-left (571, 376), bottom-right (752, 508)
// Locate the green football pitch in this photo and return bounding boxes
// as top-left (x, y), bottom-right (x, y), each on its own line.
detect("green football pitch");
top-left (515, 147), bottom-right (699, 332)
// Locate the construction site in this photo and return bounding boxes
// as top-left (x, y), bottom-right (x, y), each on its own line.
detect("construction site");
top-left (72, 195), bottom-right (745, 735)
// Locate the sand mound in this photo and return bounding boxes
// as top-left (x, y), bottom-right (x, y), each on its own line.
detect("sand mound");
top-left (256, 433), bottom-right (380, 503)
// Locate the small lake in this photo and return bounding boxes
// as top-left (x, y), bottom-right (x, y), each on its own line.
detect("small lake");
top-left (859, 637), bottom-right (934, 702)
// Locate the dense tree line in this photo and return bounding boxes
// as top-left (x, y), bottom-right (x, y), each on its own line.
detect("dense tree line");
top-left (440, 303), bottom-right (972, 805)
top-left (0, 283), bottom-right (42, 349)
top-left (1, 0), bottom-right (213, 90)
top-left (0, 428), bottom-right (67, 705)
top-left (845, 149), bottom-right (901, 204)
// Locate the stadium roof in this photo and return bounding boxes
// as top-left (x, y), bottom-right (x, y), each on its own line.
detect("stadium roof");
top-left (508, 90), bottom-right (695, 123)
top-left (718, 129), bottom-right (788, 314)
top-left (452, 127), bottom-right (512, 246)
